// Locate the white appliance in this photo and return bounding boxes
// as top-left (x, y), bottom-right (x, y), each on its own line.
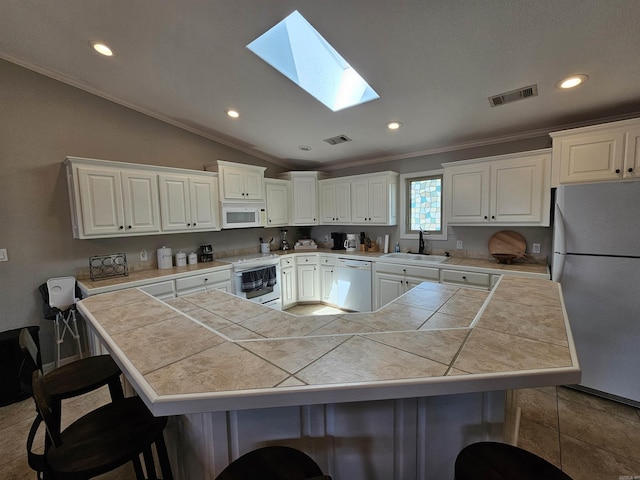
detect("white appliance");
top-left (221, 203), bottom-right (266, 229)
top-left (344, 234), bottom-right (358, 252)
top-left (224, 253), bottom-right (281, 309)
top-left (336, 258), bottom-right (372, 312)
top-left (553, 181), bottom-right (640, 405)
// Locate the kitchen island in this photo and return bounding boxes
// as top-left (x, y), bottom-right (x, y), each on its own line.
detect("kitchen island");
top-left (78, 275), bottom-right (579, 480)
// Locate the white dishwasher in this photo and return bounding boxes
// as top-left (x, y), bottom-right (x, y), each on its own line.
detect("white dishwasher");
top-left (336, 258), bottom-right (372, 312)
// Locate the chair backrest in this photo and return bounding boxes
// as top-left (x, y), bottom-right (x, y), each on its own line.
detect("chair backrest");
top-left (32, 370), bottom-right (63, 447)
top-left (47, 276), bottom-right (77, 311)
top-left (19, 328), bottom-right (41, 371)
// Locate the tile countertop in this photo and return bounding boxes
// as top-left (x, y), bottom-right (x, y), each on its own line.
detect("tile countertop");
top-left (77, 275), bottom-right (579, 417)
top-left (77, 250), bottom-right (549, 296)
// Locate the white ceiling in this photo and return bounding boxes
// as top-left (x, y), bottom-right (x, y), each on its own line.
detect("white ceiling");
top-left (2, 0), bottom-right (640, 170)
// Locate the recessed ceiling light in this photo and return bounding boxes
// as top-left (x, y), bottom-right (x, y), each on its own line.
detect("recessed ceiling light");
top-left (226, 110), bottom-right (240, 118)
top-left (298, 145), bottom-right (312, 151)
top-left (557, 74), bottom-right (588, 89)
top-left (90, 41), bottom-right (114, 57)
top-left (386, 121), bottom-right (403, 130)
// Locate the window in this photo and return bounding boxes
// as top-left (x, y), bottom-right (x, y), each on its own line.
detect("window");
top-left (400, 170), bottom-right (446, 241)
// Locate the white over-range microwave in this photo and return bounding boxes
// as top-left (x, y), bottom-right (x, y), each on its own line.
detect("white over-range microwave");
top-left (221, 203), bottom-right (267, 229)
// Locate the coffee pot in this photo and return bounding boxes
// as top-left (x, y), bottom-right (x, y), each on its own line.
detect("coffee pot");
top-left (281, 229), bottom-right (291, 251)
top-left (344, 234), bottom-right (358, 252)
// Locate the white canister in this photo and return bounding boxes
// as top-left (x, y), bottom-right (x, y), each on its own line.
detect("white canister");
top-left (261, 243), bottom-right (270, 254)
top-left (175, 251), bottom-right (187, 267)
top-left (157, 247), bottom-right (173, 269)
top-left (188, 252), bottom-right (198, 265)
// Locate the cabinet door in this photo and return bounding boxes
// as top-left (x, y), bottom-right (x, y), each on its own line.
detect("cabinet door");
top-left (220, 165), bottom-right (246, 200)
top-left (266, 181), bottom-right (289, 226)
top-left (368, 177), bottom-right (387, 223)
top-left (624, 127), bottom-right (640, 179)
top-left (335, 181), bottom-right (352, 223)
top-left (297, 264), bottom-right (319, 302)
top-left (292, 176), bottom-right (318, 225)
top-left (490, 156), bottom-right (545, 224)
top-left (320, 265), bottom-right (338, 305)
top-left (374, 273), bottom-right (405, 309)
top-left (444, 164), bottom-right (490, 224)
top-left (243, 169), bottom-right (264, 200)
top-left (189, 176), bottom-right (219, 230)
top-left (351, 179), bottom-right (369, 223)
top-left (158, 174), bottom-right (191, 231)
top-left (281, 266), bottom-right (296, 309)
top-left (320, 182), bottom-right (338, 223)
top-left (121, 170), bottom-right (160, 234)
top-left (558, 131), bottom-right (625, 184)
top-left (77, 166), bottom-right (125, 236)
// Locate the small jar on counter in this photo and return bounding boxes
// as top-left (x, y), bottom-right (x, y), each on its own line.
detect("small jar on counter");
top-left (188, 252), bottom-right (198, 265)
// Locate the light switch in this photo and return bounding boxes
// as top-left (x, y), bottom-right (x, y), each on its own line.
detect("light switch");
top-left (0, 248), bottom-right (7, 262)
top-left (532, 243), bottom-right (541, 254)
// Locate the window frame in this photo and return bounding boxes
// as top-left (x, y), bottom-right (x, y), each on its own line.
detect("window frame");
top-left (399, 169), bottom-right (447, 241)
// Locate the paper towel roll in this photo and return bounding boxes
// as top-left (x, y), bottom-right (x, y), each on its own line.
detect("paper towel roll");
top-left (157, 247), bottom-right (173, 269)
top-left (384, 235), bottom-right (390, 254)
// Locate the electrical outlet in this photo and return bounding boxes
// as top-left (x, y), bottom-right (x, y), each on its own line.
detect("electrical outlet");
top-left (0, 248), bottom-right (7, 262)
top-left (532, 243), bottom-right (541, 254)
top-left (456, 240), bottom-right (463, 249)
top-left (140, 249), bottom-right (148, 261)
top-left (323, 234), bottom-right (329, 242)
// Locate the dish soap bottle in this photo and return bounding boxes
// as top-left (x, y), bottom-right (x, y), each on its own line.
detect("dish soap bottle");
top-left (395, 242), bottom-right (400, 253)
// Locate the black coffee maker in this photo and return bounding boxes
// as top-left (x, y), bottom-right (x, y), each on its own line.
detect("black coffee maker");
top-left (330, 232), bottom-right (346, 250)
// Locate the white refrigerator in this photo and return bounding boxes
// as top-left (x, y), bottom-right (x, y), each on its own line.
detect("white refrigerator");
top-left (553, 181), bottom-right (640, 405)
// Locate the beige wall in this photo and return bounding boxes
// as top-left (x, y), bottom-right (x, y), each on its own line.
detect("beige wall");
top-left (0, 59), bottom-right (285, 361)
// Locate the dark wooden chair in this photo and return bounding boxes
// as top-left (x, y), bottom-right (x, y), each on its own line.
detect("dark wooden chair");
top-left (455, 442), bottom-right (573, 479)
top-left (29, 369), bottom-right (173, 480)
top-left (215, 446), bottom-right (331, 480)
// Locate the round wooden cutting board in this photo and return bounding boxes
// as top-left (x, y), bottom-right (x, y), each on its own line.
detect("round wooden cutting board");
top-left (488, 231), bottom-right (529, 264)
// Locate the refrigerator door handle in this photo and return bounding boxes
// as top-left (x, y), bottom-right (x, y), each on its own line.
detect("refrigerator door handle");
top-left (553, 203), bottom-right (566, 255)
top-left (552, 253), bottom-right (565, 282)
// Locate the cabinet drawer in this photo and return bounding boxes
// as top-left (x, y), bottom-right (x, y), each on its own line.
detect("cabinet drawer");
top-left (319, 256), bottom-right (336, 266)
top-left (281, 256), bottom-right (295, 267)
top-left (441, 269), bottom-right (490, 288)
top-left (139, 280), bottom-right (175, 297)
top-left (296, 254), bottom-right (319, 265)
top-left (175, 270), bottom-right (231, 292)
top-left (374, 262), bottom-right (439, 281)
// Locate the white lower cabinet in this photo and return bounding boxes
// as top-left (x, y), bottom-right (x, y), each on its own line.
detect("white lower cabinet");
top-left (281, 265), bottom-right (297, 309)
top-left (374, 263), bottom-right (439, 309)
top-left (175, 270), bottom-right (233, 297)
top-left (296, 255), bottom-right (320, 302)
top-left (440, 269), bottom-right (490, 289)
top-left (138, 280), bottom-right (176, 300)
top-left (319, 256), bottom-right (338, 305)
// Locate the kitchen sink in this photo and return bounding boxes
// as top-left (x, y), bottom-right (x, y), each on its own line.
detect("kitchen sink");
top-left (380, 253), bottom-right (449, 263)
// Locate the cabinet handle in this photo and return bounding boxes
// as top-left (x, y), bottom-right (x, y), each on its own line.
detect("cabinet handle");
top-left (187, 223), bottom-right (191, 227)
top-left (119, 225), bottom-right (124, 230)
top-left (193, 223), bottom-right (196, 226)
top-left (484, 216), bottom-right (488, 220)
top-left (462, 276), bottom-right (467, 280)
top-left (127, 225), bottom-right (132, 229)
top-left (629, 168), bottom-right (634, 173)
top-left (204, 278), bottom-right (208, 282)
top-left (269, 219), bottom-right (272, 223)
top-left (616, 169), bottom-right (621, 174)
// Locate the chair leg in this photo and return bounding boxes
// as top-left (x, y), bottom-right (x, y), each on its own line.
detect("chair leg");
top-left (54, 316), bottom-right (62, 368)
top-left (143, 447), bottom-right (159, 480)
top-left (155, 434), bottom-right (174, 480)
top-left (132, 454), bottom-right (146, 480)
top-left (70, 310), bottom-right (83, 359)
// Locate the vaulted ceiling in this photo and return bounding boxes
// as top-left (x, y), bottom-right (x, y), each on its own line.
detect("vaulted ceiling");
top-left (2, 0), bottom-right (640, 169)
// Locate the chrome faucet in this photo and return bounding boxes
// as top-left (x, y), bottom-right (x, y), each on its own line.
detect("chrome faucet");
top-left (418, 228), bottom-right (426, 254)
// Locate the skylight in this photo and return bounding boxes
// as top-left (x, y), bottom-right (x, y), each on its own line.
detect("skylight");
top-left (247, 10), bottom-right (379, 112)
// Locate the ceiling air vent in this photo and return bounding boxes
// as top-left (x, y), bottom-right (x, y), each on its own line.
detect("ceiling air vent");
top-left (489, 84), bottom-right (538, 107)
top-left (323, 134), bottom-right (352, 146)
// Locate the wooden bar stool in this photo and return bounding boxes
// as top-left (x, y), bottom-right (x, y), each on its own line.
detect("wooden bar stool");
top-left (215, 446), bottom-right (331, 480)
top-left (455, 442), bottom-right (573, 479)
top-left (29, 369), bottom-right (173, 480)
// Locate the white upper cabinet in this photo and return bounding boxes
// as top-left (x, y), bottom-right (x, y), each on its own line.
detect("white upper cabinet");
top-left (158, 173), bottom-right (219, 232)
top-left (214, 160), bottom-right (265, 201)
top-left (319, 179), bottom-right (351, 224)
top-left (278, 171), bottom-right (328, 225)
top-left (66, 158), bottom-right (161, 238)
top-left (443, 149), bottom-right (551, 226)
top-left (351, 172), bottom-right (398, 225)
top-left (551, 118), bottom-right (640, 185)
top-left (264, 178), bottom-right (290, 227)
